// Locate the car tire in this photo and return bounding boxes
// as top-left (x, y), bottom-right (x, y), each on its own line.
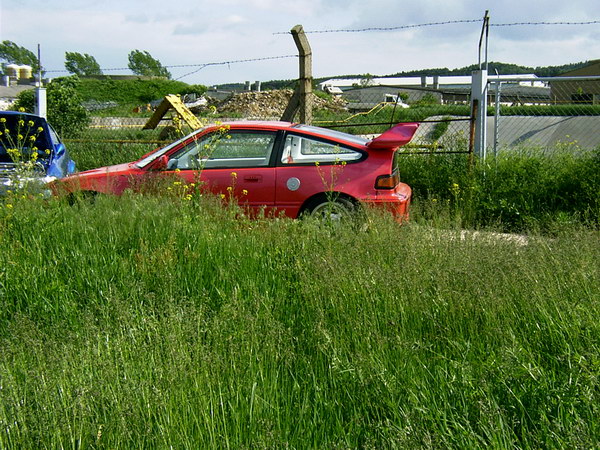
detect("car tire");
top-left (67, 190), bottom-right (99, 206)
top-left (304, 195), bottom-right (359, 223)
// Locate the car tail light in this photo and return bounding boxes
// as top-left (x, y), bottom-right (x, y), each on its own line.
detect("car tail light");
top-left (375, 172), bottom-right (399, 189)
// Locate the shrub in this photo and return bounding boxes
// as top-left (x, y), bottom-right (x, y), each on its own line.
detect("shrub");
top-left (399, 147), bottom-right (600, 232)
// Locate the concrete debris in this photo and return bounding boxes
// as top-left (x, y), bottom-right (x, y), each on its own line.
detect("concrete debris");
top-left (191, 89), bottom-right (348, 120)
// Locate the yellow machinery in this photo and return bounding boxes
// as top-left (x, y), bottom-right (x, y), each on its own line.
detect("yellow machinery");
top-left (143, 94), bottom-right (203, 131)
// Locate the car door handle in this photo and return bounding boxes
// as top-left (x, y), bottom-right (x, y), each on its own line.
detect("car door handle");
top-left (244, 175), bottom-right (262, 182)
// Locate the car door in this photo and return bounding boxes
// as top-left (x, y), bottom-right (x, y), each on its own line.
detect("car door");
top-left (47, 124), bottom-right (76, 177)
top-left (274, 132), bottom-right (364, 217)
top-left (165, 129), bottom-right (278, 211)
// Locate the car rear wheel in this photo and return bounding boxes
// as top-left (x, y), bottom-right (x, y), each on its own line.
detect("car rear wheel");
top-left (304, 195), bottom-right (359, 223)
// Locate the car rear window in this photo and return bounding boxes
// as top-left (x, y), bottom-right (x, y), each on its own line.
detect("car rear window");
top-left (292, 124), bottom-right (368, 146)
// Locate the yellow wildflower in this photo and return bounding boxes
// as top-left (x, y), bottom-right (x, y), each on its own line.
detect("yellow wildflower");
top-left (242, 189), bottom-right (248, 196)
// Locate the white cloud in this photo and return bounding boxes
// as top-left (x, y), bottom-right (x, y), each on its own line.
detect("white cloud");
top-left (1, 0), bottom-right (598, 85)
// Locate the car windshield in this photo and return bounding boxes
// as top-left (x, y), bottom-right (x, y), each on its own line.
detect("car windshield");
top-left (292, 124), bottom-right (369, 146)
top-left (135, 127), bottom-right (207, 168)
top-left (0, 114), bottom-right (51, 162)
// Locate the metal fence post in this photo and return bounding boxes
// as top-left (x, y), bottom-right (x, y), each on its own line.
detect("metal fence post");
top-left (35, 87), bottom-right (47, 119)
top-left (471, 69), bottom-right (488, 159)
top-left (281, 25), bottom-right (313, 124)
top-left (493, 80), bottom-right (502, 159)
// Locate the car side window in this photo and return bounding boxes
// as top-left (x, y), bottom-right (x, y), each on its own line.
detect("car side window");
top-left (170, 131), bottom-right (276, 170)
top-left (281, 134), bottom-right (362, 164)
top-left (47, 125), bottom-right (62, 146)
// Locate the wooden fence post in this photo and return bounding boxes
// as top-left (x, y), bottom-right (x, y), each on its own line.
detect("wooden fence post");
top-left (281, 24), bottom-right (313, 124)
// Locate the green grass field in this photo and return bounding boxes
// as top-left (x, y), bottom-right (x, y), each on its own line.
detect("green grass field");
top-left (0, 194), bottom-right (598, 448)
top-left (0, 136), bottom-right (599, 447)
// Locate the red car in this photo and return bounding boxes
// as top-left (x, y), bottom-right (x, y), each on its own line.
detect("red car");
top-left (55, 121), bottom-right (418, 220)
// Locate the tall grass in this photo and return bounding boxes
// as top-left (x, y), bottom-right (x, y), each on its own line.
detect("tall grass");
top-left (67, 141), bottom-right (158, 172)
top-left (400, 145), bottom-right (600, 232)
top-left (0, 194), bottom-right (598, 448)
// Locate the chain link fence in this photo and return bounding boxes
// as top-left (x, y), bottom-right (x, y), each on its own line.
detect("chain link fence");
top-left (313, 84), bottom-right (473, 154)
top-left (62, 75), bottom-right (600, 170)
top-left (65, 86), bottom-right (475, 170)
top-left (488, 76), bottom-right (600, 153)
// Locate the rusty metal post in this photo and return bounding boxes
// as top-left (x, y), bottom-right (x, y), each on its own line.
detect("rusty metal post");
top-left (281, 24), bottom-right (313, 124)
top-left (468, 99), bottom-right (477, 170)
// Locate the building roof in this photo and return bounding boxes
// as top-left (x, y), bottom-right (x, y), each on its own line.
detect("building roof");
top-left (0, 84), bottom-right (36, 100)
top-left (318, 74), bottom-right (544, 90)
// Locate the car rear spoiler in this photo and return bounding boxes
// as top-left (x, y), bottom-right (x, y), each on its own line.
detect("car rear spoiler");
top-left (366, 123), bottom-right (419, 150)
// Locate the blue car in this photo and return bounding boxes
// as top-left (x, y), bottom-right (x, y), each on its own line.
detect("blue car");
top-left (0, 111), bottom-right (76, 195)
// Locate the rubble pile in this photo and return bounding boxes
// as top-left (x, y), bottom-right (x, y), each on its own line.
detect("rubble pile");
top-left (214, 89), bottom-right (348, 119)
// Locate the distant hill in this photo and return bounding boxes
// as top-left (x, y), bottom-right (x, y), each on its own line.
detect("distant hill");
top-left (384, 61), bottom-right (590, 78)
top-left (214, 61), bottom-right (591, 91)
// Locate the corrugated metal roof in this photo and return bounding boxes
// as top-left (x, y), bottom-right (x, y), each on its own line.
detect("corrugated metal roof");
top-left (319, 74), bottom-right (543, 90)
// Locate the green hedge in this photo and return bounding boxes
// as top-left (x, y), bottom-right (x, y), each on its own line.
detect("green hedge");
top-left (76, 78), bottom-right (207, 104)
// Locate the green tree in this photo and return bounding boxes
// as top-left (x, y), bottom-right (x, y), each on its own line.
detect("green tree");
top-left (0, 40), bottom-right (39, 72)
top-left (65, 52), bottom-right (102, 76)
top-left (127, 50), bottom-right (171, 78)
top-left (14, 75), bottom-right (90, 137)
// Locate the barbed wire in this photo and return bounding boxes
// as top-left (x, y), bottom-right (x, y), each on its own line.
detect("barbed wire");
top-left (490, 20), bottom-right (600, 27)
top-left (273, 19), bottom-right (482, 34)
top-left (36, 19), bottom-right (600, 78)
top-left (173, 55), bottom-right (298, 80)
top-left (275, 19), bottom-right (600, 35)
top-left (44, 54), bottom-right (298, 79)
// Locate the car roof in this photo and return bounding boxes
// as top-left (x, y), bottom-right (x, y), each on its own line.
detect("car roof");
top-left (218, 120), bottom-right (294, 130)
top-left (0, 111), bottom-right (43, 119)
top-left (214, 121), bottom-right (369, 147)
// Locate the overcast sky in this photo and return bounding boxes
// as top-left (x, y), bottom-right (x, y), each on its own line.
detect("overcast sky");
top-left (1, 0), bottom-right (599, 85)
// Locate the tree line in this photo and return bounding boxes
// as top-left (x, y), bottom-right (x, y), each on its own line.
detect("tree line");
top-left (0, 41), bottom-right (171, 78)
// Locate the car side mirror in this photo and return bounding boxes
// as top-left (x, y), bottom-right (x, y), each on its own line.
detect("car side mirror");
top-left (167, 158), bottom-right (179, 170)
top-left (55, 143), bottom-right (66, 157)
top-left (154, 155), bottom-right (169, 170)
